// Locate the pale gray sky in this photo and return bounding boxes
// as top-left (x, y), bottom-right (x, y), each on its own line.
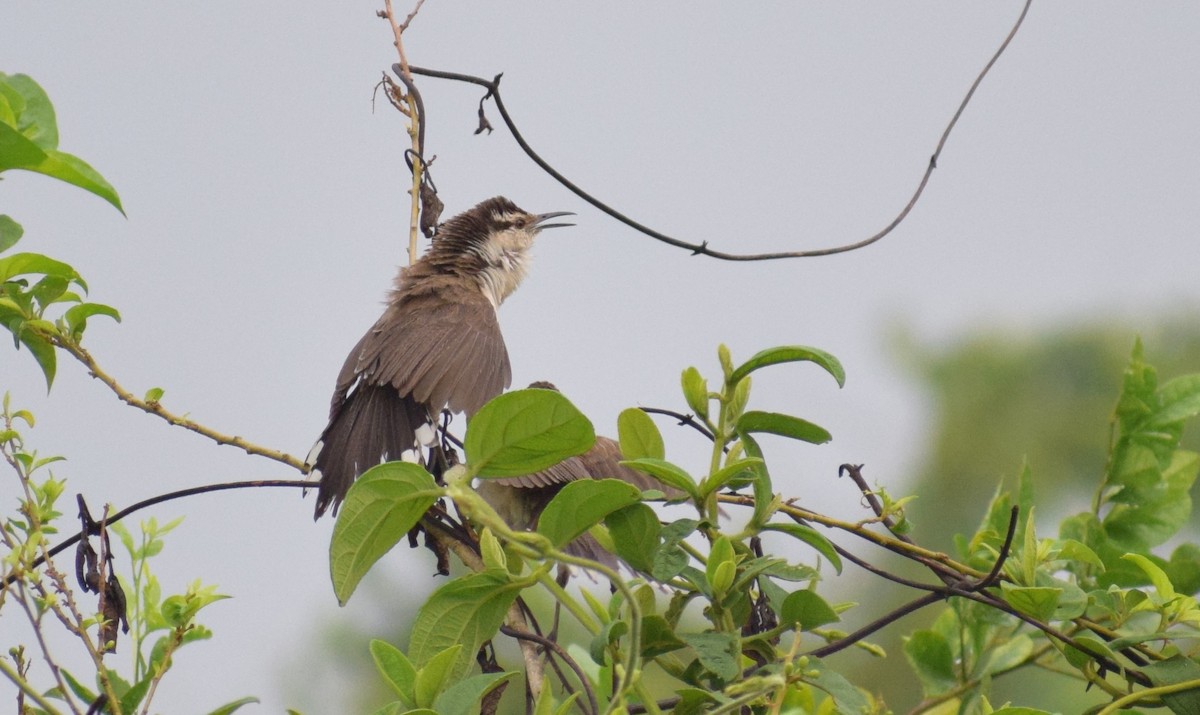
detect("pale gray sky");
top-left (3, 3), bottom-right (1199, 712)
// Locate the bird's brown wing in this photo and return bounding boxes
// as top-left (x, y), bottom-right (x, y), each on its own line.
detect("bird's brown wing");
top-left (580, 436), bottom-right (686, 498)
top-left (312, 287), bottom-right (511, 518)
top-left (346, 287), bottom-right (511, 416)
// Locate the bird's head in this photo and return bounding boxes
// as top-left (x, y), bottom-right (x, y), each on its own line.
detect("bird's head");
top-left (430, 196), bottom-right (573, 307)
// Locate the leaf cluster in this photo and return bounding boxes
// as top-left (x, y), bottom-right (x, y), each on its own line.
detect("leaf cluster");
top-left (0, 73), bottom-right (122, 389)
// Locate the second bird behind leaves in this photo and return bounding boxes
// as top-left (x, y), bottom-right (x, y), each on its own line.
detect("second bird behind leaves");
top-left (307, 196), bottom-right (573, 518)
top-left (477, 381), bottom-right (685, 569)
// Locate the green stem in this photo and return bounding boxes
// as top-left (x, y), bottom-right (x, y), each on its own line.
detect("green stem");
top-left (549, 549), bottom-right (643, 715)
top-left (0, 657), bottom-right (63, 714)
top-left (1095, 679), bottom-right (1200, 715)
top-left (535, 570), bottom-right (600, 635)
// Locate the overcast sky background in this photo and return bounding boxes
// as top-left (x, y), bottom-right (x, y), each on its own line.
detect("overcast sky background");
top-left (3, 3), bottom-right (1199, 712)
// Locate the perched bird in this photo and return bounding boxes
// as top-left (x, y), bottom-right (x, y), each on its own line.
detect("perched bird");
top-left (308, 198), bottom-right (572, 517)
top-left (476, 382), bottom-right (682, 568)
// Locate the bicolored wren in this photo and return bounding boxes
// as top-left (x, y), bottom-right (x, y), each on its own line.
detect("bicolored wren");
top-left (308, 197), bottom-right (572, 517)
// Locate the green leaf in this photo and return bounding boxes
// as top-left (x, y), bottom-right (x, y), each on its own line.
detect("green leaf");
top-left (804, 659), bottom-right (871, 714)
top-left (0, 121), bottom-right (47, 170)
top-left (413, 645), bottom-right (462, 708)
top-left (903, 630), bottom-right (955, 697)
top-left (976, 634), bottom-right (1033, 677)
top-left (0, 251), bottom-right (82, 284)
top-left (433, 671), bottom-right (518, 715)
top-left (681, 366), bottom-right (709, 419)
top-left (29, 149), bottom-right (124, 214)
top-left (1122, 553), bottom-right (1177, 600)
top-left (681, 631), bottom-right (741, 681)
top-left (1105, 449), bottom-right (1198, 550)
top-left (329, 462), bottom-right (441, 605)
top-left (620, 457), bottom-right (699, 501)
top-left (144, 387), bottom-right (165, 403)
top-left (0, 74), bottom-right (58, 149)
top-left (605, 503), bottom-right (661, 573)
top-left (408, 570), bottom-right (524, 680)
top-left (1143, 654), bottom-right (1200, 715)
top-left (727, 345), bottom-right (846, 388)
top-left (705, 536), bottom-right (736, 596)
top-left (1058, 539), bottom-right (1104, 572)
top-left (640, 614), bottom-right (686, 658)
top-left (536, 478), bottom-right (641, 549)
top-left (651, 542), bottom-right (689, 582)
top-left (780, 589), bottom-right (839, 631)
top-left (717, 344), bottom-right (734, 382)
top-left (736, 411), bottom-right (832, 445)
top-left (761, 523), bottom-right (842, 573)
top-left (1150, 374), bottom-right (1200, 428)
top-left (205, 697), bottom-right (261, 715)
top-left (58, 668), bottom-right (97, 703)
top-left (999, 583), bottom-right (1060, 621)
top-left (1166, 543), bottom-right (1200, 596)
top-left (739, 433), bottom-right (775, 526)
top-left (31, 274), bottom-right (70, 309)
top-left (699, 458), bottom-right (763, 500)
top-left (0, 215), bottom-right (22, 253)
top-left (17, 327), bottom-right (56, 390)
top-left (63, 302), bottom-right (121, 339)
top-left (371, 639), bottom-right (416, 704)
top-left (118, 676), bottom-right (152, 714)
top-left (1062, 635), bottom-right (1115, 671)
top-left (617, 407), bottom-right (664, 460)
top-left (466, 388), bottom-right (594, 478)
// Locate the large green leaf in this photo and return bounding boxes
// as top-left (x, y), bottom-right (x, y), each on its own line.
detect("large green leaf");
top-left (903, 630), bottom-right (955, 697)
top-left (737, 411), bottom-right (832, 445)
top-left (0, 251), bottom-right (82, 285)
top-left (604, 503), bottom-right (661, 573)
top-left (780, 589), bottom-right (839, 631)
top-left (371, 639), bottom-right (416, 704)
top-left (727, 345), bottom-right (845, 388)
top-left (1143, 654), bottom-right (1200, 715)
top-left (536, 478), bottom-right (641, 549)
top-left (620, 457), bottom-right (699, 501)
top-left (617, 407), bottom-right (664, 460)
top-left (329, 462), bottom-right (441, 605)
top-left (433, 671), bottom-right (518, 715)
top-left (408, 570), bottom-right (524, 679)
top-left (466, 388), bottom-right (594, 478)
top-left (32, 149), bottom-right (124, 214)
top-left (0, 121), bottom-right (47, 170)
top-left (0, 73), bottom-right (122, 214)
top-left (0, 73), bottom-right (58, 149)
top-left (680, 632), bottom-right (741, 682)
top-left (1152, 374), bottom-right (1200, 427)
top-left (804, 658), bottom-right (872, 714)
top-left (16, 324), bottom-right (56, 390)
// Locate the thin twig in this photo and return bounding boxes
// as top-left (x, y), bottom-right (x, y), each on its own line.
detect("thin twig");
top-left (54, 337), bottom-right (307, 472)
top-left (406, 0), bottom-right (1033, 261)
top-left (639, 406), bottom-right (717, 442)
top-left (6, 480), bottom-right (310, 587)
top-left (501, 625), bottom-right (599, 715)
top-left (380, 0), bottom-right (427, 264)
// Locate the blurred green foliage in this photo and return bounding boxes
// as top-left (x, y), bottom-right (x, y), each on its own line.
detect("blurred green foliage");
top-left (900, 315), bottom-right (1200, 545)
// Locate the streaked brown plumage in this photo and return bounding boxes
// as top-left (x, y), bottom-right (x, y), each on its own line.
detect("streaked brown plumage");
top-left (309, 198), bottom-right (572, 517)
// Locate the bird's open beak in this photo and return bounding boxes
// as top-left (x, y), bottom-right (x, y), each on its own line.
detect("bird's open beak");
top-left (533, 211), bottom-right (575, 231)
